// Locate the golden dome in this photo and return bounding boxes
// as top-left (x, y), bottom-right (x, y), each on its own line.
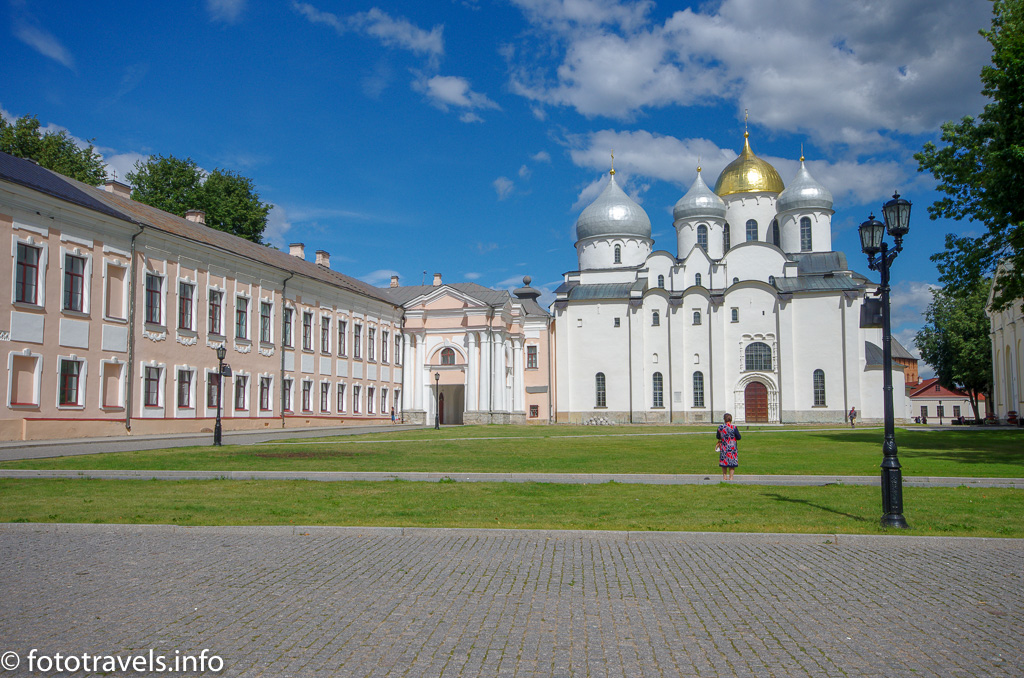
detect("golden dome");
top-left (714, 132), bottom-right (785, 196)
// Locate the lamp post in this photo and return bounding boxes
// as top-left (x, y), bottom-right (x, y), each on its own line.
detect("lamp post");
top-left (434, 371), bottom-right (441, 430)
top-left (858, 192), bottom-right (911, 529)
top-left (214, 345), bottom-right (226, 446)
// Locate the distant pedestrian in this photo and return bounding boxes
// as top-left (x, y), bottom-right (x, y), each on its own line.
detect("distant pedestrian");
top-left (849, 406), bottom-right (857, 428)
top-left (716, 413), bottom-right (741, 481)
top-left (391, 408), bottom-right (396, 424)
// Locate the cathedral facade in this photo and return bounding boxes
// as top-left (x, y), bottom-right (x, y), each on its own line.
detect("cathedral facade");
top-left (552, 133), bottom-right (905, 424)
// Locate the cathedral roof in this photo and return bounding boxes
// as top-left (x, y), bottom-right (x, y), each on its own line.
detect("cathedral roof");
top-left (673, 168), bottom-right (727, 221)
top-left (777, 159), bottom-right (833, 212)
top-left (575, 172), bottom-right (651, 242)
top-left (714, 132), bottom-right (785, 196)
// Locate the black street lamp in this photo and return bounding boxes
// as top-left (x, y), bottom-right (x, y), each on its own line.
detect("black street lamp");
top-left (214, 345), bottom-right (227, 446)
top-left (859, 192), bottom-right (912, 529)
top-left (434, 371), bottom-right (441, 430)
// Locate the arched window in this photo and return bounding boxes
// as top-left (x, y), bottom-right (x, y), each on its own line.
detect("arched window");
top-left (694, 273), bottom-right (702, 287)
top-left (652, 372), bottom-right (664, 408)
top-left (771, 219), bottom-right (780, 247)
top-left (731, 307), bottom-right (739, 322)
top-left (697, 224), bottom-right (708, 252)
top-left (693, 371), bottom-right (705, 407)
top-left (657, 274), bottom-right (665, 288)
top-left (800, 217), bottom-right (813, 251)
top-left (768, 275), bottom-right (775, 285)
top-left (693, 310), bottom-right (701, 325)
top-left (595, 372), bottom-right (606, 407)
top-left (652, 311), bottom-right (660, 326)
top-left (723, 224), bottom-right (731, 252)
top-left (440, 347), bottom-right (455, 365)
top-left (614, 245), bottom-right (622, 264)
top-left (746, 219), bottom-right (758, 242)
top-left (732, 277), bottom-right (739, 285)
top-left (745, 342), bottom-right (773, 371)
top-left (813, 369), bottom-right (826, 406)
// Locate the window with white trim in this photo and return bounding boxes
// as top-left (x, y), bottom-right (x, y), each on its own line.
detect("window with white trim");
top-left (337, 382), bottom-right (347, 412)
top-left (353, 385), bottom-right (361, 413)
top-left (15, 242), bottom-right (42, 305)
top-left (283, 378), bottom-right (293, 411)
top-left (813, 369), bottom-right (826, 406)
top-left (177, 368), bottom-right (194, 408)
top-left (282, 308), bottom-right (293, 347)
top-left (301, 380), bottom-right (312, 411)
top-left (260, 376), bottom-right (272, 411)
top-left (800, 217), bottom-right (813, 251)
top-left (745, 342), bottom-right (773, 371)
top-left (145, 274), bottom-right (163, 325)
top-left (595, 372), bottom-right (606, 408)
top-left (353, 324), bottom-right (362, 358)
top-left (59, 358), bottom-right (84, 407)
top-left (235, 296), bottom-right (249, 340)
top-left (260, 302), bottom-right (272, 343)
top-left (234, 374), bottom-right (248, 411)
top-left (746, 219), bottom-right (758, 242)
top-left (320, 382), bottom-right (330, 412)
top-left (338, 319), bottom-right (347, 356)
top-left (143, 365), bottom-right (162, 407)
top-left (652, 372), bottom-right (664, 408)
top-left (302, 311), bottom-right (313, 351)
top-left (10, 354), bottom-right (40, 407)
top-left (321, 316), bottom-right (331, 354)
top-left (100, 361), bottom-right (123, 409)
top-left (382, 330), bottom-right (389, 363)
top-left (527, 345), bottom-right (538, 369)
top-left (697, 225), bottom-right (708, 252)
top-left (367, 386), bottom-right (375, 414)
top-left (104, 263), bottom-right (127, 320)
top-left (693, 371), bottom-right (705, 407)
top-left (63, 253), bottom-right (87, 312)
top-left (209, 290), bottom-right (223, 335)
top-left (207, 372), bottom-right (221, 409)
top-left (368, 327), bottom-right (376, 361)
top-left (178, 282), bottom-right (195, 330)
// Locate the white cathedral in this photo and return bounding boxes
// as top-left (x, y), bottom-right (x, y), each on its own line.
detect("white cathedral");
top-left (552, 132), bottom-right (905, 424)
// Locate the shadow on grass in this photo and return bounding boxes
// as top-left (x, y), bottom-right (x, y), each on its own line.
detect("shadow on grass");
top-left (800, 429), bottom-right (1024, 467)
top-left (763, 492), bottom-right (870, 522)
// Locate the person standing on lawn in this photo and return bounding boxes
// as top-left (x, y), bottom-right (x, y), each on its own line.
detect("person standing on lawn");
top-left (716, 413), bottom-right (741, 481)
top-left (849, 406), bottom-right (857, 428)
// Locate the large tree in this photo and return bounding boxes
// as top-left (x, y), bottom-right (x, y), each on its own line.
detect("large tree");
top-left (0, 114), bottom-right (106, 185)
top-left (127, 155), bottom-right (271, 244)
top-left (914, 277), bottom-right (993, 421)
top-left (916, 0), bottom-right (1024, 310)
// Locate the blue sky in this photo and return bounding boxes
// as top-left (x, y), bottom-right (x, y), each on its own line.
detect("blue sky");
top-left (2, 0), bottom-right (996, 370)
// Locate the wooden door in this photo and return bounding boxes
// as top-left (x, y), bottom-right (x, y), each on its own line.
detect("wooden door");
top-left (744, 382), bottom-right (768, 422)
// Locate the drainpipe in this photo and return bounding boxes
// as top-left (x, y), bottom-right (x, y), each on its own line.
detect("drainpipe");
top-left (280, 272), bottom-right (293, 429)
top-left (546, 315), bottom-right (554, 423)
top-left (841, 293), bottom-right (850, 421)
top-left (708, 299), bottom-right (714, 423)
top-left (124, 224), bottom-right (145, 433)
top-left (627, 303), bottom-right (634, 423)
top-left (775, 297), bottom-right (783, 423)
top-left (667, 302), bottom-right (674, 423)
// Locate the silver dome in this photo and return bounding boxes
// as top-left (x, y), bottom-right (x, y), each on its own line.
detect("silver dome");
top-left (673, 169), bottom-right (727, 221)
top-left (575, 173), bottom-right (652, 241)
top-left (777, 160), bottom-right (833, 212)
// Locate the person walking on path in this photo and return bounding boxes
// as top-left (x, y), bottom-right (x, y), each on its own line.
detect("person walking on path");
top-left (716, 413), bottom-right (741, 481)
top-left (391, 408), bottom-right (396, 424)
top-left (849, 406), bottom-right (857, 428)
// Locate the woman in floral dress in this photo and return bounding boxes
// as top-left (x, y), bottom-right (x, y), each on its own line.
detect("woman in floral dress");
top-left (716, 413), bottom-right (741, 481)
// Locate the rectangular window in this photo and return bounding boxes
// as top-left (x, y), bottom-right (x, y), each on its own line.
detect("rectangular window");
top-left (260, 302), bottom-right (272, 343)
top-left (145, 274), bottom-right (162, 325)
top-left (11, 355), bottom-right (39, 406)
top-left (260, 376), bottom-right (272, 411)
top-left (337, 383), bottom-right (347, 412)
top-left (208, 373), bottom-right (221, 409)
top-left (338, 320), bottom-right (347, 356)
top-left (283, 308), bottom-right (293, 347)
top-left (368, 328), bottom-right (376, 361)
top-left (353, 385), bottom-right (361, 413)
top-left (209, 290), bottom-right (223, 335)
top-left (527, 345), bottom-right (538, 369)
top-left (367, 386), bottom-right (375, 414)
top-left (395, 334), bottom-right (402, 365)
top-left (320, 382), bottom-right (330, 412)
top-left (953, 406), bottom-right (961, 418)
top-left (101, 362), bottom-right (122, 408)
top-left (382, 330), bottom-right (389, 363)
top-left (303, 312), bottom-right (313, 351)
top-left (920, 406), bottom-right (928, 418)
top-left (693, 372), bottom-right (705, 408)
top-left (235, 297), bottom-right (249, 340)
top-left (63, 253), bottom-right (86, 312)
top-left (321, 316), bottom-right (331, 354)
top-left (59, 359), bottom-right (82, 406)
top-left (381, 387), bottom-right (388, 414)
top-left (936, 405), bottom-right (945, 418)
top-left (302, 381), bottom-right (312, 411)
top-left (235, 375), bottom-right (248, 411)
top-left (16, 243), bottom-right (41, 305)
top-left (144, 366), bottom-right (161, 407)
top-left (354, 324), bottom-right (362, 359)
top-left (178, 282), bottom-right (194, 330)
top-left (530, 405), bottom-right (539, 418)
top-left (105, 265), bottom-right (126, 320)
top-left (283, 378), bottom-right (293, 411)
top-left (177, 369), bottom-right (193, 408)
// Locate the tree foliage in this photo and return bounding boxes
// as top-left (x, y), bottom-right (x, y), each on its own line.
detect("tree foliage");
top-left (0, 114), bottom-right (106, 185)
top-left (916, 0), bottom-right (1024, 310)
top-left (914, 277), bottom-right (993, 420)
top-left (127, 155), bottom-right (271, 244)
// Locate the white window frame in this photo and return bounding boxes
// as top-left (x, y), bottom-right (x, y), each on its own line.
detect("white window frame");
top-left (208, 286), bottom-right (225, 336)
top-left (102, 260), bottom-right (128, 321)
top-left (139, 361), bottom-right (166, 416)
top-left (8, 350), bottom-right (43, 408)
top-left (56, 355), bottom-right (87, 410)
top-left (98, 358), bottom-right (125, 410)
top-left (259, 374), bottom-right (274, 415)
top-left (234, 372), bottom-right (250, 412)
top-left (12, 235), bottom-right (48, 307)
top-left (177, 278), bottom-right (197, 332)
top-left (260, 299), bottom-right (274, 345)
top-left (337, 381), bottom-right (347, 413)
top-left (320, 380), bottom-right (331, 413)
top-left (60, 247), bottom-right (92, 315)
top-left (235, 295), bottom-right (251, 342)
top-left (144, 272), bottom-right (167, 327)
top-left (174, 365), bottom-right (196, 414)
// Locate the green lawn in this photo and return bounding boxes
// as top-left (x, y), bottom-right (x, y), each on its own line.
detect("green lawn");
top-left (1, 479), bottom-right (1020, 538)
top-left (4, 425), bottom-right (1023, 478)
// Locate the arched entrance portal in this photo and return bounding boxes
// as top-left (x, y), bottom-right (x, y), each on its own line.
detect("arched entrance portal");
top-left (744, 381), bottom-right (768, 423)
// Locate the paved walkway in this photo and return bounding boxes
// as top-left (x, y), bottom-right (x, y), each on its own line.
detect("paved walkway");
top-left (1, 524), bottom-right (1020, 677)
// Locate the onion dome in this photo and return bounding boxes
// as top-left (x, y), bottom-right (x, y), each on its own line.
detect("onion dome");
top-left (714, 132), bottom-right (785, 196)
top-left (777, 158), bottom-right (833, 212)
top-left (673, 167), bottom-right (727, 220)
top-left (575, 171), bottom-right (651, 241)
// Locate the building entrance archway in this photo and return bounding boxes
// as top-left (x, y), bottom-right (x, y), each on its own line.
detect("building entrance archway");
top-left (744, 381), bottom-right (768, 423)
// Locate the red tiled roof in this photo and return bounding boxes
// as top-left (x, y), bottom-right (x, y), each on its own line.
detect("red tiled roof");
top-left (909, 377), bottom-right (985, 400)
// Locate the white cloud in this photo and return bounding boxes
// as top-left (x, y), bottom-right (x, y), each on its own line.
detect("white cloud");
top-left (12, 12), bottom-right (75, 70)
top-left (102, 152), bottom-right (148, 185)
top-left (264, 205), bottom-right (293, 248)
top-left (494, 177), bottom-right (515, 200)
top-left (416, 75), bottom-right (500, 116)
top-left (518, 165), bottom-right (531, 180)
top-left (506, 0), bottom-right (992, 148)
top-left (361, 269), bottom-right (402, 286)
top-left (889, 280), bottom-right (938, 330)
top-left (293, 3), bottom-right (444, 59)
top-left (206, 0), bottom-right (247, 23)
top-left (459, 112), bottom-right (484, 123)
top-left (464, 272), bottom-right (482, 280)
top-left (532, 150), bottom-right (551, 163)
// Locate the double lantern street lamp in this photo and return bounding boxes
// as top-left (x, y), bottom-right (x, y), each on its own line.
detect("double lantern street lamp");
top-left (434, 372), bottom-right (441, 430)
top-left (213, 345), bottom-right (227, 446)
top-left (858, 192), bottom-right (912, 529)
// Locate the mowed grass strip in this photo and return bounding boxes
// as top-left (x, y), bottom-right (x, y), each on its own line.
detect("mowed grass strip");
top-left (3, 426), bottom-right (1023, 478)
top-left (1, 479), bottom-right (1021, 538)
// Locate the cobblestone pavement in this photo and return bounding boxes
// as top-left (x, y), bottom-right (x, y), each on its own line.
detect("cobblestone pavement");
top-left (1, 525), bottom-right (1021, 677)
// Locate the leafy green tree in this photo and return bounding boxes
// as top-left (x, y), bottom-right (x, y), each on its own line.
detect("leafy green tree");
top-left (127, 155), bottom-right (271, 244)
top-left (0, 114), bottom-right (106, 185)
top-left (914, 278), bottom-right (993, 421)
top-left (916, 0), bottom-right (1024, 310)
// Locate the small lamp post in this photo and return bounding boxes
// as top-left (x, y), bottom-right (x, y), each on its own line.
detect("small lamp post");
top-left (858, 192), bottom-right (911, 529)
top-left (434, 371), bottom-right (441, 430)
top-left (214, 345), bottom-right (227, 446)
